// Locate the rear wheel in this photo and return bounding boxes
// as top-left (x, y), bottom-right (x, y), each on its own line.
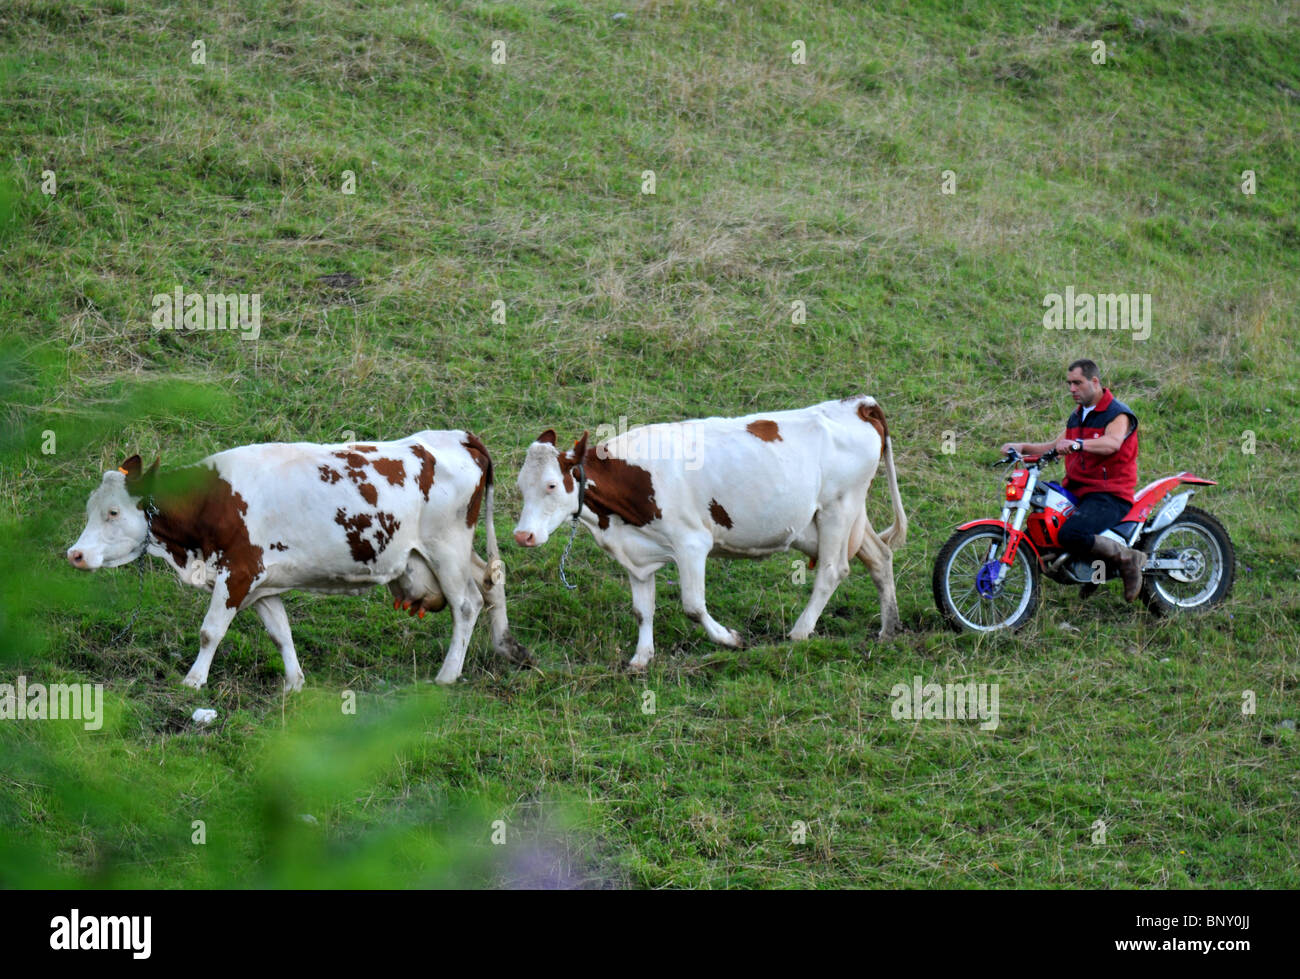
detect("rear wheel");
top-left (933, 527), bottom-right (1040, 633)
top-left (1139, 506), bottom-right (1235, 616)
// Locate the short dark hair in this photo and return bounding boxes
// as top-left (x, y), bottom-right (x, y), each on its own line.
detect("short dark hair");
top-left (1068, 358), bottom-right (1100, 380)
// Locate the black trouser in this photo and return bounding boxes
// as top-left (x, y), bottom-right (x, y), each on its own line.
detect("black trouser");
top-left (1058, 492), bottom-right (1130, 556)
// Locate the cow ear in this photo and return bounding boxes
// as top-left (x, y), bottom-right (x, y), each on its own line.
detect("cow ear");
top-left (573, 431), bottom-right (589, 463)
top-left (118, 454), bottom-right (143, 480)
top-left (537, 429), bottom-right (557, 446)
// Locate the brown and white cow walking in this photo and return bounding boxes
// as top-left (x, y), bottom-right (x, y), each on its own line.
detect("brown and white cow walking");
top-left (513, 395), bottom-right (906, 671)
top-left (67, 432), bottom-right (527, 689)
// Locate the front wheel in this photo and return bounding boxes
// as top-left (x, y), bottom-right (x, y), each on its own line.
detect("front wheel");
top-left (1139, 505), bottom-right (1235, 616)
top-left (933, 526), bottom-right (1040, 633)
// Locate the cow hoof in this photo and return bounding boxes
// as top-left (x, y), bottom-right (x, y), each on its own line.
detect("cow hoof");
top-left (789, 627), bottom-right (812, 642)
top-left (723, 629), bottom-right (743, 648)
top-left (628, 654), bottom-right (652, 673)
top-left (499, 637), bottom-right (533, 666)
top-left (283, 671), bottom-right (305, 693)
top-left (181, 673), bottom-right (205, 690)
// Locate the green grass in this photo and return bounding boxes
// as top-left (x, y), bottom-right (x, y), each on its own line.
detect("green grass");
top-left (1, 0), bottom-right (1297, 888)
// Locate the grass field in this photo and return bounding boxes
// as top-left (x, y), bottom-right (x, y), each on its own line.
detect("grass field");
top-left (2, 0), bottom-right (1298, 888)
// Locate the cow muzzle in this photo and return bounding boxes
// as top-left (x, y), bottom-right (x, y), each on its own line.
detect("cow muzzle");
top-left (513, 530), bottom-right (539, 547)
top-left (67, 547), bottom-right (95, 570)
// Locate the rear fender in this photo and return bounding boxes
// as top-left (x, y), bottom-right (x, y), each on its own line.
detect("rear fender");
top-left (1125, 472), bottom-right (1217, 523)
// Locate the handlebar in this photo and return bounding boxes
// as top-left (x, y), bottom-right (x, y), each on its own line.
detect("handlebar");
top-left (990, 448), bottom-right (1061, 467)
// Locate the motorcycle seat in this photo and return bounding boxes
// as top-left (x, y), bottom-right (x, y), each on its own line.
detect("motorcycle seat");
top-left (1108, 520), bottom-right (1141, 541)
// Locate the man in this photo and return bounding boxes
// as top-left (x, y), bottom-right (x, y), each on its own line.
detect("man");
top-left (1000, 359), bottom-right (1145, 601)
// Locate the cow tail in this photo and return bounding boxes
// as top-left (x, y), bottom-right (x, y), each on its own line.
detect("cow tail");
top-left (879, 431), bottom-right (907, 551)
top-left (483, 460), bottom-right (504, 590)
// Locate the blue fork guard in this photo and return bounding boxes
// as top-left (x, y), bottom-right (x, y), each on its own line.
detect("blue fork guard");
top-left (976, 560), bottom-right (1004, 599)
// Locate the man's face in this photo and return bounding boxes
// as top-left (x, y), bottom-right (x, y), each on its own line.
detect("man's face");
top-left (1067, 368), bottom-right (1102, 407)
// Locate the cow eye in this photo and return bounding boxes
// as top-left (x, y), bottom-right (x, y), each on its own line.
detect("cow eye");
top-left (108, 507), bottom-right (120, 518)
top-left (546, 482), bottom-right (557, 492)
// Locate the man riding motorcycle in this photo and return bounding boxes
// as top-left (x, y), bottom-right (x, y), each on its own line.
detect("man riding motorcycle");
top-left (1000, 359), bottom-right (1146, 601)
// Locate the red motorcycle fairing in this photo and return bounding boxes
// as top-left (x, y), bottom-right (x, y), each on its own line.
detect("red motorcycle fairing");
top-left (955, 518), bottom-right (1044, 567)
top-left (1123, 472), bottom-right (1217, 523)
top-left (1024, 507), bottom-right (1069, 551)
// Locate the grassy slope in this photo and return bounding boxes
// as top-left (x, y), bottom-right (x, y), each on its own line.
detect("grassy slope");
top-left (1, 0), bottom-right (1297, 887)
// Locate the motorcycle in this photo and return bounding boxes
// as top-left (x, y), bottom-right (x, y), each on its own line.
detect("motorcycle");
top-left (933, 448), bottom-right (1235, 633)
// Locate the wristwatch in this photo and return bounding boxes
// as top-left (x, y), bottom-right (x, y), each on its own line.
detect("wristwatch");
top-left (1073, 437), bottom-right (1084, 452)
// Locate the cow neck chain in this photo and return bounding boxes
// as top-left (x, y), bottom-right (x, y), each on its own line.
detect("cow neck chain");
top-left (110, 495), bottom-right (161, 645)
top-left (559, 462), bottom-right (587, 591)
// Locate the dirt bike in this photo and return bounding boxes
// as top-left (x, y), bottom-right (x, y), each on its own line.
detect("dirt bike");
top-left (933, 448), bottom-right (1235, 633)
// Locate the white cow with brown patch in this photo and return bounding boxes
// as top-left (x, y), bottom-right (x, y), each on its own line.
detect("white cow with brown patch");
top-left (513, 395), bottom-right (906, 671)
top-left (67, 432), bottom-right (527, 690)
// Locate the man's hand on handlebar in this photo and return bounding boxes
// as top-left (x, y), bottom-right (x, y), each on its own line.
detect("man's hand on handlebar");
top-left (992, 444), bottom-right (1060, 466)
top-left (1054, 437), bottom-right (1079, 454)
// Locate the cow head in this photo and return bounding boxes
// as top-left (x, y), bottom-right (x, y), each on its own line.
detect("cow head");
top-left (513, 430), bottom-right (588, 547)
top-left (67, 455), bottom-right (158, 570)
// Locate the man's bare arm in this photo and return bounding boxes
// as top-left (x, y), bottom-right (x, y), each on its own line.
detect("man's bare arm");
top-left (1001, 431), bottom-right (1066, 456)
top-left (1077, 415), bottom-right (1131, 454)
top-left (1046, 416), bottom-right (1130, 456)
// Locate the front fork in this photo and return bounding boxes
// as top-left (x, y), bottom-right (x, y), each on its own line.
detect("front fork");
top-left (989, 472), bottom-right (1038, 584)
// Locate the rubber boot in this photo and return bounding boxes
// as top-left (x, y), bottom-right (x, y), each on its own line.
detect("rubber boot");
top-left (1090, 536), bottom-right (1146, 602)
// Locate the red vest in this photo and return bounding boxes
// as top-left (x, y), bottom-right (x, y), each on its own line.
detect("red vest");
top-left (1064, 388), bottom-right (1139, 502)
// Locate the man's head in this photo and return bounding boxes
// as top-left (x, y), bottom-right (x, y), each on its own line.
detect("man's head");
top-left (1067, 359), bottom-right (1103, 408)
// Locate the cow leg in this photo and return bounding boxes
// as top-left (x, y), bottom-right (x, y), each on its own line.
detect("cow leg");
top-left (471, 552), bottom-right (528, 665)
top-left (855, 512), bottom-right (902, 639)
top-left (435, 583), bottom-right (482, 685)
top-left (182, 580), bottom-right (241, 690)
top-left (254, 596), bottom-right (305, 693)
top-left (790, 499), bottom-right (857, 641)
top-left (430, 543), bottom-right (483, 685)
top-left (627, 570), bottom-right (657, 671)
top-left (675, 538), bottom-right (742, 649)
